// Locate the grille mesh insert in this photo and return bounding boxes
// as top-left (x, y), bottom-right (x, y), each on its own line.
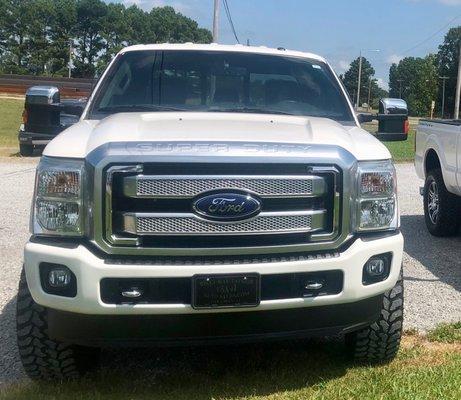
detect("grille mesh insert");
top-left (133, 177), bottom-right (319, 198)
top-left (133, 214), bottom-right (314, 235)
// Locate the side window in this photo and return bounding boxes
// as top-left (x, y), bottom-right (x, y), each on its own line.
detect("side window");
top-left (98, 53), bottom-right (155, 108)
top-left (98, 61), bottom-right (132, 108)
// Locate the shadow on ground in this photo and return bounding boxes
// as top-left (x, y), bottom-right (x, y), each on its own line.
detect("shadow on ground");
top-left (401, 215), bottom-right (461, 293)
top-left (1, 291), bottom-right (349, 398)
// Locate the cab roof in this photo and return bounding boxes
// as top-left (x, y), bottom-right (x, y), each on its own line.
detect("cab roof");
top-left (120, 43), bottom-right (327, 63)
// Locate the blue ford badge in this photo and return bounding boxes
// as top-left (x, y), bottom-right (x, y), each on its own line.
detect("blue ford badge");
top-left (193, 191), bottom-right (261, 221)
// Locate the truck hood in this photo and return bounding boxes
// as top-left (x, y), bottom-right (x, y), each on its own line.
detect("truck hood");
top-left (44, 112), bottom-right (391, 161)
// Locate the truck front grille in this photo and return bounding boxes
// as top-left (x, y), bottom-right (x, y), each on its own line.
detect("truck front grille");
top-left (125, 175), bottom-right (326, 198)
top-left (124, 211), bottom-right (324, 235)
top-left (103, 163), bottom-right (341, 256)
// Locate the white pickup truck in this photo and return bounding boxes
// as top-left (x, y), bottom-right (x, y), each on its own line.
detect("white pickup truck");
top-left (18, 43), bottom-right (409, 380)
top-left (415, 119), bottom-right (461, 236)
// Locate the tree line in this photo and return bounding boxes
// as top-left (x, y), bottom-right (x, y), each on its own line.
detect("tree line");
top-left (0, 0), bottom-right (212, 78)
top-left (339, 58), bottom-right (388, 110)
top-left (341, 27), bottom-right (461, 117)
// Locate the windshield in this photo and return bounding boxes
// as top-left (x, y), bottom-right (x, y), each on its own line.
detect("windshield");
top-left (88, 50), bottom-right (354, 122)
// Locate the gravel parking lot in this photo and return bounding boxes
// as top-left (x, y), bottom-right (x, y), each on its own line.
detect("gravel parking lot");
top-left (0, 159), bottom-right (460, 385)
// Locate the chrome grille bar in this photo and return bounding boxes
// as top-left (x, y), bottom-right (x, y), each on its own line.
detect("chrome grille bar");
top-left (123, 175), bottom-right (326, 198)
top-left (121, 210), bottom-right (326, 236)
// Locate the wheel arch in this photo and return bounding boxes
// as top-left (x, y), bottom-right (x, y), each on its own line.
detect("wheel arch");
top-left (424, 148), bottom-right (441, 175)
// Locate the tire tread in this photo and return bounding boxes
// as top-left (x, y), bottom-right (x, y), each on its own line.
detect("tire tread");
top-left (348, 269), bottom-right (404, 362)
top-left (16, 270), bottom-right (99, 380)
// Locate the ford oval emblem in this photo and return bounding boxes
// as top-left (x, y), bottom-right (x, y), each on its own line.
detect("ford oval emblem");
top-left (193, 191), bottom-right (261, 221)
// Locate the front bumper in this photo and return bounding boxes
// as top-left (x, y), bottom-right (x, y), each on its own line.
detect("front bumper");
top-left (24, 233), bottom-right (403, 316)
top-left (47, 296), bottom-right (383, 346)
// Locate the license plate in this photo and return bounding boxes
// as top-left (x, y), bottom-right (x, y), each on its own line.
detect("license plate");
top-left (192, 274), bottom-right (260, 309)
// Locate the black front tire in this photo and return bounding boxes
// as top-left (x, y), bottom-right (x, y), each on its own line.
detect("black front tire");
top-left (423, 169), bottom-right (460, 237)
top-left (19, 144), bottom-right (34, 157)
top-left (346, 269), bottom-right (404, 363)
top-left (16, 269), bottom-right (100, 380)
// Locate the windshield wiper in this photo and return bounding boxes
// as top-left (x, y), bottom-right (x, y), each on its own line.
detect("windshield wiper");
top-left (96, 104), bottom-right (185, 113)
top-left (208, 107), bottom-right (294, 116)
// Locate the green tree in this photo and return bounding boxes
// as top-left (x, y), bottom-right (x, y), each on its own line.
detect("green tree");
top-left (99, 2), bottom-right (130, 65)
top-left (48, 0), bottom-right (77, 76)
top-left (388, 56), bottom-right (438, 117)
top-left (72, 0), bottom-right (107, 77)
top-left (27, 0), bottom-right (56, 74)
top-left (0, 0), bottom-right (35, 73)
top-left (341, 57), bottom-right (382, 108)
top-left (437, 26), bottom-right (461, 117)
top-left (0, 0), bottom-right (212, 77)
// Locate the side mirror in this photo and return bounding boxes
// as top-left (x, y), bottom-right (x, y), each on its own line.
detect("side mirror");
top-left (376, 98), bottom-right (409, 142)
top-left (357, 113), bottom-right (374, 124)
top-left (59, 99), bottom-right (87, 118)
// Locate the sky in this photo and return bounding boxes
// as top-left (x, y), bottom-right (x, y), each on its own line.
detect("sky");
top-left (108, 0), bottom-right (461, 89)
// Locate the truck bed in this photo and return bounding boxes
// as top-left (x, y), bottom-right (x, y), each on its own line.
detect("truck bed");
top-left (420, 119), bottom-right (461, 126)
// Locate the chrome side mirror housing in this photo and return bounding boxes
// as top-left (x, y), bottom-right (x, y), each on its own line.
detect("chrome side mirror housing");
top-left (358, 98), bottom-right (409, 142)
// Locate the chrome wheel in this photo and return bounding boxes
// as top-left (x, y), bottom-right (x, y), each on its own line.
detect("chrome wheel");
top-left (427, 180), bottom-right (440, 224)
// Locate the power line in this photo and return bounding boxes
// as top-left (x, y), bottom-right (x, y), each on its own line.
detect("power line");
top-left (222, 0), bottom-right (240, 44)
top-left (400, 13), bottom-right (461, 55)
top-left (359, 13), bottom-right (461, 68)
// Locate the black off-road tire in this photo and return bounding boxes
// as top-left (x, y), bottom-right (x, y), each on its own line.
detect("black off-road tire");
top-left (19, 144), bottom-right (34, 157)
top-left (423, 169), bottom-right (460, 237)
top-left (346, 269), bottom-right (404, 363)
top-left (16, 269), bottom-right (100, 380)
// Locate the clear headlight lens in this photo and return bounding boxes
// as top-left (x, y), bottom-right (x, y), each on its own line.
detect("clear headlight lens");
top-left (37, 170), bottom-right (81, 198)
top-left (32, 157), bottom-right (85, 236)
top-left (355, 160), bottom-right (398, 231)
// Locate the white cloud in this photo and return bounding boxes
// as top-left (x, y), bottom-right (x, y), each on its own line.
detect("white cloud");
top-left (387, 54), bottom-right (403, 65)
top-left (376, 77), bottom-right (389, 90)
top-left (338, 60), bottom-right (350, 71)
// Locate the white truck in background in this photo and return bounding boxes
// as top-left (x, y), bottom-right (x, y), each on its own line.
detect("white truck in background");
top-left (415, 119), bottom-right (461, 236)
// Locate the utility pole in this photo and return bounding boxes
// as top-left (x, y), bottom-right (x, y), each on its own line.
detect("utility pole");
top-left (212, 0), bottom-right (220, 43)
top-left (367, 77), bottom-right (372, 111)
top-left (397, 79), bottom-right (403, 98)
top-left (454, 40), bottom-right (461, 119)
top-left (356, 49), bottom-right (380, 109)
top-left (68, 39), bottom-right (72, 78)
top-left (356, 51), bottom-right (362, 109)
top-left (439, 76), bottom-right (449, 118)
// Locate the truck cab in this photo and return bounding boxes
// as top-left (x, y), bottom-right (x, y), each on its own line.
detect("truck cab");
top-left (18, 44), bottom-right (408, 380)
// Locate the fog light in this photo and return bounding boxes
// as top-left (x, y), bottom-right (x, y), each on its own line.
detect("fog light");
top-left (362, 253), bottom-right (392, 285)
top-left (39, 263), bottom-right (77, 297)
top-left (365, 258), bottom-right (385, 276)
top-left (48, 268), bottom-right (72, 287)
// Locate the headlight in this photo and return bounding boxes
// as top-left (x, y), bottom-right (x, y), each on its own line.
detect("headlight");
top-left (31, 157), bottom-right (85, 236)
top-left (355, 160), bottom-right (399, 231)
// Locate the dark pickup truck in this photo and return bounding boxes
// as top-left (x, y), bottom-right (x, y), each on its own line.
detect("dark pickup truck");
top-left (18, 86), bottom-right (86, 156)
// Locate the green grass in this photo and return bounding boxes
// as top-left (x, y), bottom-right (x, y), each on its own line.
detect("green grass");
top-left (428, 322), bottom-right (461, 344)
top-left (383, 130), bottom-right (416, 163)
top-left (0, 97), bottom-right (23, 149)
top-left (362, 118), bottom-right (418, 163)
top-left (1, 327), bottom-right (460, 400)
